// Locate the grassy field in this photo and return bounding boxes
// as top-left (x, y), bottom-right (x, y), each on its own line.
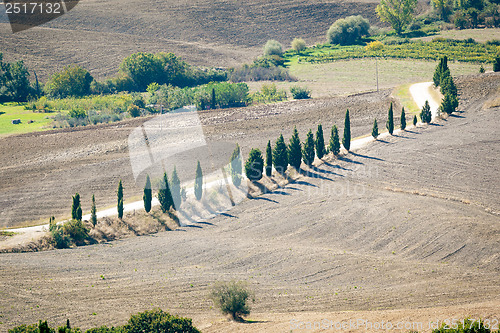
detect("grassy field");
top-left (0, 103), bottom-right (54, 136)
top-left (247, 58), bottom-right (484, 98)
top-left (416, 28), bottom-right (500, 43)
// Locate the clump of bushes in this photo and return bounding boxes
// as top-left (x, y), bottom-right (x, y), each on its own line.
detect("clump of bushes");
top-left (251, 83), bottom-right (288, 103)
top-left (290, 85), bottom-right (311, 99)
top-left (291, 38), bottom-right (307, 53)
top-left (49, 217), bottom-right (90, 249)
top-left (263, 39), bottom-right (284, 57)
top-left (209, 281), bottom-right (253, 322)
top-left (327, 15), bottom-right (370, 45)
top-left (8, 309), bottom-right (200, 333)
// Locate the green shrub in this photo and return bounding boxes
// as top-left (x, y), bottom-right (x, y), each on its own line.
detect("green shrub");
top-left (372, 119), bottom-right (379, 138)
top-left (494, 56), bottom-right (500, 72)
top-left (125, 309), bottom-right (200, 333)
top-left (62, 219), bottom-right (89, 246)
top-left (292, 38), bottom-right (307, 52)
top-left (440, 91), bottom-right (458, 114)
top-left (209, 281), bottom-right (253, 322)
top-left (251, 83), bottom-right (287, 104)
top-left (45, 65), bottom-right (93, 98)
top-left (263, 40), bottom-right (284, 57)
top-left (327, 15), bottom-right (370, 45)
top-left (127, 105), bottom-right (140, 118)
top-left (245, 148), bottom-right (264, 181)
top-left (8, 323), bottom-right (41, 333)
top-left (290, 86), bottom-right (311, 99)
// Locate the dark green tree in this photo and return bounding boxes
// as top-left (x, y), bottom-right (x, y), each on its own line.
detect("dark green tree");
top-left (143, 174), bottom-right (152, 213)
top-left (315, 124), bottom-right (326, 159)
top-left (288, 127), bottom-right (302, 170)
top-left (433, 56), bottom-right (449, 87)
top-left (245, 148), bottom-right (264, 181)
top-left (329, 125), bottom-right (340, 155)
top-left (413, 114), bottom-right (417, 126)
top-left (158, 172), bottom-right (174, 212)
top-left (302, 129), bottom-right (315, 166)
top-left (45, 65), bottom-right (93, 98)
top-left (171, 167), bottom-right (181, 210)
top-left (386, 103), bottom-right (394, 135)
top-left (117, 180), bottom-right (124, 219)
top-left (439, 92), bottom-right (458, 114)
top-left (420, 100), bottom-right (432, 123)
top-left (211, 87), bottom-right (216, 109)
top-left (400, 107), bottom-right (406, 130)
top-left (195, 161), bottom-right (203, 201)
top-left (372, 119), bottom-right (379, 139)
top-left (440, 73), bottom-right (457, 96)
top-left (342, 109), bottom-right (351, 151)
top-left (494, 57), bottom-right (500, 72)
top-left (230, 144), bottom-right (242, 187)
top-left (91, 194), bottom-right (97, 227)
top-left (119, 52), bottom-right (163, 91)
top-left (265, 140), bottom-right (272, 177)
top-left (71, 193), bottom-right (82, 221)
top-left (273, 134), bottom-right (288, 174)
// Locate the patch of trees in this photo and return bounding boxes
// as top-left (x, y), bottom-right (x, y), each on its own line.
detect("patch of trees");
top-left (434, 56), bottom-right (459, 114)
top-left (326, 15), bottom-right (371, 45)
top-left (45, 65), bottom-right (93, 98)
top-left (8, 309), bottom-right (200, 333)
top-left (0, 53), bottom-right (36, 102)
top-left (376, 0), bottom-right (418, 35)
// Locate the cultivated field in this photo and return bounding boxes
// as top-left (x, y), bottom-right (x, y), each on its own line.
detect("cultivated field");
top-left (0, 73), bottom-right (499, 331)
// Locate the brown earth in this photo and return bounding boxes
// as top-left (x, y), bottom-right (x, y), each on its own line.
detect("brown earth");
top-left (0, 0), bottom-right (387, 80)
top-left (0, 74), bottom-right (499, 332)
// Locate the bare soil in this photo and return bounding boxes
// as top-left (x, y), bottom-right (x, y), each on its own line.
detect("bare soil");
top-left (0, 73), bottom-right (499, 332)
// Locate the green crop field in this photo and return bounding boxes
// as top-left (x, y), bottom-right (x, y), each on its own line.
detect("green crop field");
top-left (0, 103), bottom-right (55, 136)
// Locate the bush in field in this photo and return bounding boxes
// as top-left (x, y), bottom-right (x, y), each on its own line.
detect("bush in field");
top-left (209, 281), bottom-right (253, 322)
top-left (329, 125), bottom-right (341, 155)
top-left (290, 85), bottom-right (311, 99)
top-left (194, 161), bottom-right (203, 201)
top-left (230, 144), bottom-right (243, 187)
top-left (265, 140), bottom-right (273, 177)
top-left (315, 124), bottom-right (326, 159)
top-left (127, 105), bottom-right (141, 118)
top-left (244, 148), bottom-right (264, 181)
top-left (327, 15), bottom-right (370, 45)
top-left (302, 129), bottom-right (315, 166)
top-left (365, 40), bottom-right (384, 51)
top-left (273, 134), bottom-right (288, 174)
top-left (125, 309), bottom-right (200, 333)
top-left (343, 109), bottom-right (351, 151)
top-left (288, 127), bottom-right (302, 170)
top-left (62, 219), bottom-right (89, 246)
top-left (229, 65), bottom-right (295, 82)
top-left (263, 40), bottom-right (284, 57)
top-left (251, 83), bottom-right (288, 104)
top-left (49, 217), bottom-right (69, 249)
top-left (372, 119), bottom-right (379, 138)
top-left (292, 38), bottom-right (307, 52)
top-left (45, 65), bottom-right (93, 98)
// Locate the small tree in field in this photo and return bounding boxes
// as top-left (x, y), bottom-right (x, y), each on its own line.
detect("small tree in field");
top-left (209, 281), bottom-right (253, 322)
top-left (158, 172), bottom-right (174, 212)
top-left (386, 103), bottom-right (394, 135)
top-left (439, 92), bottom-right (458, 114)
top-left (171, 167), bottom-right (181, 210)
top-left (400, 107), bottom-right (406, 130)
top-left (263, 40), bottom-right (283, 57)
top-left (230, 144), bottom-right (242, 187)
top-left (245, 149), bottom-right (264, 181)
top-left (143, 174), bottom-right (152, 213)
top-left (72, 193), bottom-right (82, 221)
top-left (210, 87), bottom-right (216, 109)
top-left (413, 114), bottom-right (417, 126)
top-left (117, 180), bottom-right (124, 219)
top-left (329, 125), bottom-right (340, 155)
top-left (372, 119), bottom-right (379, 139)
top-left (265, 140), bottom-right (272, 177)
top-left (273, 134), bottom-right (288, 174)
top-left (91, 194), bottom-right (97, 227)
top-left (302, 129), bottom-right (315, 166)
top-left (315, 124), bottom-right (325, 159)
top-left (292, 38), bottom-right (306, 53)
top-left (195, 161), bottom-right (203, 201)
top-left (288, 127), bottom-right (302, 170)
top-left (420, 100), bottom-right (432, 123)
top-left (342, 109), bottom-right (351, 151)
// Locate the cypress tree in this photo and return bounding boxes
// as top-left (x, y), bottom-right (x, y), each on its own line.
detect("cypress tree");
top-left (440, 92), bottom-right (458, 114)
top-left (420, 100), bottom-right (432, 123)
top-left (273, 134), bottom-right (288, 174)
top-left (400, 107), bottom-right (406, 130)
top-left (329, 125), bottom-right (340, 155)
top-left (413, 114), bottom-right (417, 126)
top-left (91, 194), bottom-right (97, 227)
top-left (433, 57), bottom-right (443, 87)
top-left (440, 74), bottom-right (457, 97)
top-left (143, 174), bottom-right (152, 213)
top-left (342, 109), bottom-right (351, 151)
top-left (315, 124), bottom-right (325, 159)
top-left (210, 87), bottom-right (216, 109)
top-left (71, 193), bottom-right (81, 221)
top-left (117, 180), bottom-right (124, 219)
top-left (194, 161), bottom-right (203, 200)
top-left (265, 140), bottom-right (272, 177)
top-left (244, 148), bottom-right (264, 181)
top-left (386, 103), bottom-right (394, 135)
top-left (494, 57), bottom-right (500, 72)
top-left (171, 166), bottom-right (181, 210)
top-left (372, 119), bottom-right (379, 139)
top-left (158, 172), bottom-right (174, 212)
top-left (288, 127), bottom-right (302, 170)
top-left (302, 129), bottom-right (315, 166)
top-left (230, 144), bottom-right (242, 187)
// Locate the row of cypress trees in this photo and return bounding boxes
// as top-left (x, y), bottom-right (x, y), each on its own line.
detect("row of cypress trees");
top-left (434, 56), bottom-right (459, 115)
top-left (371, 103), bottom-right (412, 139)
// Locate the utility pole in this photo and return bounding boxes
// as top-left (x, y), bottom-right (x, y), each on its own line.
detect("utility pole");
top-left (376, 57), bottom-right (379, 92)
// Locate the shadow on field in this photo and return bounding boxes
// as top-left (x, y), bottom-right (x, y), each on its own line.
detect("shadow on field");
top-left (310, 165), bottom-right (344, 177)
top-left (299, 169), bottom-right (334, 181)
top-left (350, 152), bottom-right (384, 161)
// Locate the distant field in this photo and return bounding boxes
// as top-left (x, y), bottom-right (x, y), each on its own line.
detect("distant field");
top-left (0, 104), bottom-right (54, 136)
top-left (415, 28), bottom-right (500, 43)
top-left (247, 58), bottom-right (484, 98)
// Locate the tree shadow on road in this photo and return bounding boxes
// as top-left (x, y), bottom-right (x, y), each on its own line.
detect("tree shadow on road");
top-left (350, 152), bottom-right (385, 161)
